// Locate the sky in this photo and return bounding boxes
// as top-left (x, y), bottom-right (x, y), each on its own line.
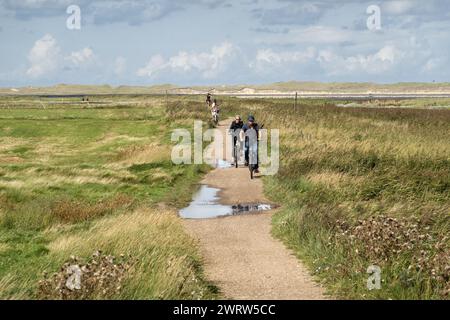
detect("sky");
top-left (0, 0), bottom-right (450, 87)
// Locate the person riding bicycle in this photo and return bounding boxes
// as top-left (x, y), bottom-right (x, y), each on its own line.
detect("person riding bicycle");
top-left (229, 115), bottom-right (243, 131)
top-left (211, 99), bottom-right (220, 115)
top-left (211, 99), bottom-right (219, 111)
top-left (210, 99), bottom-right (220, 124)
top-left (241, 115), bottom-right (260, 173)
top-left (229, 115), bottom-right (244, 162)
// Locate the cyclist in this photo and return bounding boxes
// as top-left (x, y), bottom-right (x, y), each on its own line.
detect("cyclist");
top-left (206, 93), bottom-right (212, 107)
top-left (209, 99), bottom-right (220, 124)
top-left (211, 99), bottom-right (219, 111)
top-left (240, 115), bottom-right (260, 173)
top-left (229, 115), bottom-right (243, 131)
top-left (229, 115), bottom-right (244, 162)
top-left (211, 99), bottom-right (220, 115)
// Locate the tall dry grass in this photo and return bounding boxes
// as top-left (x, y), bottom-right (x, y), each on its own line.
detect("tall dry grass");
top-left (240, 99), bottom-right (449, 299)
top-left (46, 207), bottom-right (214, 299)
top-left (0, 96), bottom-right (216, 299)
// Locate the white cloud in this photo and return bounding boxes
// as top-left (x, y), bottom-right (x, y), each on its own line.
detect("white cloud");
top-left (250, 47), bottom-right (316, 73)
top-left (255, 47), bottom-right (316, 64)
top-left (136, 54), bottom-right (165, 77)
top-left (319, 45), bottom-right (405, 75)
top-left (26, 34), bottom-right (98, 78)
top-left (248, 44), bottom-right (407, 79)
top-left (26, 34), bottom-right (61, 78)
top-left (137, 42), bottom-right (237, 79)
top-left (348, 45), bottom-right (403, 73)
top-left (66, 47), bottom-right (95, 66)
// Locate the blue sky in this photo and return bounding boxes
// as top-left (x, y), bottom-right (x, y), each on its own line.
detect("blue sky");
top-left (1, 0), bottom-right (450, 87)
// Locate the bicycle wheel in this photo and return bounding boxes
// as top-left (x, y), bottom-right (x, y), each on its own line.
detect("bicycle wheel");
top-left (234, 144), bottom-right (238, 168)
top-left (249, 146), bottom-right (257, 179)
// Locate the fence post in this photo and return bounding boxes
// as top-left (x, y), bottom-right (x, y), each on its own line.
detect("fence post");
top-left (294, 91), bottom-right (298, 111)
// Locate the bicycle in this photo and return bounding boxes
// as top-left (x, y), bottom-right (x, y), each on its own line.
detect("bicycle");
top-left (211, 109), bottom-right (219, 125)
top-left (232, 136), bottom-right (240, 168)
top-left (248, 143), bottom-right (258, 179)
top-left (247, 124), bottom-right (263, 179)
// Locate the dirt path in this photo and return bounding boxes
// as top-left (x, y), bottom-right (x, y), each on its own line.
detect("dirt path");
top-left (183, 120), bottom-right (326, 300)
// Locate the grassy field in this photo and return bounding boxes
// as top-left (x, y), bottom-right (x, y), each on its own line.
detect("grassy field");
top-left (336, 98), bottom-right (450, 110)
top-left (241, 98), bottom-right (449, 299)
top-left (155, 94), bottom-right (450, 299)
top-left (0, 94), bottom-right (448, 300)
top-left (0, 95), bottom-right (217, 299)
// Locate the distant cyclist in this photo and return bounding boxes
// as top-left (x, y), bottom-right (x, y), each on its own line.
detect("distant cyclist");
top-left (206, 93), bottom-right (212, 108)
top-left (211, 99), bottom-right (220, 114)
top-left (210, 99), bottom-right (220, 124)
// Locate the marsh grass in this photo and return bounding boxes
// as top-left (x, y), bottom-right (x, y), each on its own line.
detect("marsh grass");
top-left (0, 95), bottom-right (217, 299)
top-left (1, 94), bottom-right (448, 300)
top-left (224, 98), bottom-right (449, 299)
top-left (40, 208), bottom-right (215, 300)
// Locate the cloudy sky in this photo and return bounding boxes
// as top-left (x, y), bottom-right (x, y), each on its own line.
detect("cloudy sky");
top-left (1, 0), bottom-right (449, 87)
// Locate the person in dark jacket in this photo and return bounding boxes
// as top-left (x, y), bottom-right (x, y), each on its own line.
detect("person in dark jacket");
top-left (229, 115), bottom-right (243, 131)
top-left (229, 115), bottom-right (243, 161)
top-left (241, 115), bottom-right (260, 172)
top-left (206, 93), bottom-right (212, 107)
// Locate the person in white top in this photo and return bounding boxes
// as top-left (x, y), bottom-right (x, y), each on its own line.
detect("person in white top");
top-left (210, 99), bottom-right (220, 114)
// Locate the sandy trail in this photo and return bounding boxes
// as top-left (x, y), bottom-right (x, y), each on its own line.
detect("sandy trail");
top-left (182, 119), bottom-right (325, 300)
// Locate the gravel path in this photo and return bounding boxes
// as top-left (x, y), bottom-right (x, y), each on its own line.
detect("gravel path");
top-left (183, 119), bottom-right (326, 300)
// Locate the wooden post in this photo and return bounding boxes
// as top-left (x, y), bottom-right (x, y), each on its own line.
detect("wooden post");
top-left (294, 92), bottom-right (298, 111)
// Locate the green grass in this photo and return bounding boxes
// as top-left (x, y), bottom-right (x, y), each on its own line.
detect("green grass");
top-left (241, 99), bottom-right (449, 299)
top-left (1, 94), bottom-right (448, 300)
top-left (336, 98), bottom-right (450, 110)
top-left (208, 96), bottom-right (449, 299)
top-left (0, 95), bottom-right (217, 299)
top-left (163, 95), bottom-right (448, 299)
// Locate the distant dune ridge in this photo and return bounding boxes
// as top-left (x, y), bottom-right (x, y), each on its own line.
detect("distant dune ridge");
top-left (2, 81), bottom-right (450, 96)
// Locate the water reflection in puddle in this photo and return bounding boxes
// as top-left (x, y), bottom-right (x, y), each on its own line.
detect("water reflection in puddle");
top-left (231, 203), bottom-right (273, 214)
top-left (180, 185), bottom-right (232, 219)
top-left (180, 185), bottom-right (273, 219)
top-left (215, 159), bottom-right (233, 169)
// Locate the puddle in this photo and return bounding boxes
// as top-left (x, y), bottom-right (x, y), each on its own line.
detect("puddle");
top-left (180, 185), bottom-right (273, 219)
top-left (231, 204), bottom-right (273, 214)
top-left (214, 159), bottom-right (233, 169)
top-left (180, 185), bottom-right (232, 219)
